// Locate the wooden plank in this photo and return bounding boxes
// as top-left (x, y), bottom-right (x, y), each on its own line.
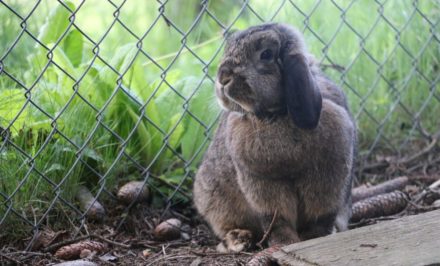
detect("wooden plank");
top-left (272, 210), bottom-right (440, 266)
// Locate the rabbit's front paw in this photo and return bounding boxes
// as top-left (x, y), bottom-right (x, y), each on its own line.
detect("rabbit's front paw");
top-left (216, 229), bottom-right (253, 253)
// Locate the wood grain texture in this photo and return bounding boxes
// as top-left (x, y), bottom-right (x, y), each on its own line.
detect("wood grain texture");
top-left (272, 210), bottom-right (440, 266)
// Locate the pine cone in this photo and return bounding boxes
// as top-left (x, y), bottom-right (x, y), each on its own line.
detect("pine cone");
top-left (76, 186), bottom-right (105, 221)
top-left (153, 218), bottom-right (182, 241)
top-left (117, 181), bottom-right (150, 205)
top-left (351, 191), bottom-right (409, 222)
top-left (54, 240), bottom-right (106, 260)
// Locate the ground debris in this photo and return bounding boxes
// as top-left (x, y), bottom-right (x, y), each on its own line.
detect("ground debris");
top-left (248, 246), bottom-right (280, 266)
top-left (2, 171), bottom-right (439, 265)
top-left (54, 241), bottom-right (106, 260)
top-left (352, 176), bottom-right (409, 203)
top-left (30, 228), bottom-right (69, 251)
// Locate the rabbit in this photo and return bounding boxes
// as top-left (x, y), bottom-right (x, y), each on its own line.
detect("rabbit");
top-left (193, 23), bottom-right (356, 252)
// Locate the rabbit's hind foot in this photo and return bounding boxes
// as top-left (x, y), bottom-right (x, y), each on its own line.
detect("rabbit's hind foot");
top-left (216, 229), bottom-right (253, 253)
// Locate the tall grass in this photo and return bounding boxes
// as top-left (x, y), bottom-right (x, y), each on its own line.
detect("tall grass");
top-left (0, 0), bottom-right (439, 234)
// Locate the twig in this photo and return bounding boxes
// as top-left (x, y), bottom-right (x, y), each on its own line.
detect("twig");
top-left (429, 179), bottom-right (440, 190)
top-left (257, 209), bottom-right (278, 249)
top-left (190, 250), bottom-right (252, 257)
top-left (360, 132), bottom-right (439, 174)
top-left (42, 232), bottom-right (131, 253)
top-left (0, 252), bottom-right (23, 265)
top-left (90, 234), bottom-right (131, 249)
top-left (408, 175), bottom-right (440, 185)
top-left (169, 209), bottom-right (192, 223)
top-left (361, 161), bottom-right (389, 172)
top-left (414, 190), bottom-right (440, 206)
top-left (19, 252), bottom-right (47, 262)
top-left (360, 243), bottom-right (378, 248)
top-left (6, 251), bottom-right (45, 256)
top-left (42, 235), bottom-right (89, 253)
top-left (137, 240), bottom-right (190, 248)
top-left (4, 251), bottom-right (47, 262)
top-left (404, 196), bottom-right (440, 213)
top-left (412, 179), bottom-right (440, 205)
top-left (398, 136), bottom-right (438, 165)
top-left (419, 152), bottom-right (438, 175)
top-left (352, 176), bottom-right (409, 203)
top-left (349, 215), bottom-right (401, 229)
top-left (145, 254), bottom-right (197, 266)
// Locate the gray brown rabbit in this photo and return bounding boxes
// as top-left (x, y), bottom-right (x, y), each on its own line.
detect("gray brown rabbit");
top-left (193, 23), bottom-right (356, 252)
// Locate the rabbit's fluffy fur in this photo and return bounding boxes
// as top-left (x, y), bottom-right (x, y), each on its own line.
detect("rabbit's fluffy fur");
top-left (193, 23), bottom-right (356, 251)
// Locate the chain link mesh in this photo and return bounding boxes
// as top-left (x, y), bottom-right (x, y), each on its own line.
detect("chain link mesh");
top-left (0, 0), bottom-right (439, 248)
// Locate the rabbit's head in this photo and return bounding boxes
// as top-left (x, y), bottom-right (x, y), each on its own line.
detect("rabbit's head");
top-left (216, 23), bottom-right (322, 129)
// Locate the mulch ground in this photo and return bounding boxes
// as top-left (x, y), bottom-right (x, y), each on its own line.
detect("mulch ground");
top-left (1, 204), bottom-right (253, 265)
top-left (1, 147), bottom-right (439, 266)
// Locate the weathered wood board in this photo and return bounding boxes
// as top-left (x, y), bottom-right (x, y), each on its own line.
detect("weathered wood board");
top-left (272, 209), bottom-right (440, 266)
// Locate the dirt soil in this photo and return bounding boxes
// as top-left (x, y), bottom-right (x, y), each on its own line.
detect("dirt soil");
top-left (1, 149), bottom-right (439, 266)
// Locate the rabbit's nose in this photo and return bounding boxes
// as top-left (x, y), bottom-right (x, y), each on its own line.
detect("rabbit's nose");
top-left (218, 66), bottom-right (233, 86)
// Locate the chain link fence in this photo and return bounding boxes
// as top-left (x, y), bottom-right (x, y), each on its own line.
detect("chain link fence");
top-left (0, 0), bottom-right (439, 249)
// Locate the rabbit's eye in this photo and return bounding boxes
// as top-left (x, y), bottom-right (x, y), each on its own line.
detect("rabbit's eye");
top-left (260, 49), bottom-right (273, 61)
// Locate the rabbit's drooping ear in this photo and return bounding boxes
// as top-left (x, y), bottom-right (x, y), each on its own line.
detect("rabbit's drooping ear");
top-left (282, 53), bottom-right (322, 129)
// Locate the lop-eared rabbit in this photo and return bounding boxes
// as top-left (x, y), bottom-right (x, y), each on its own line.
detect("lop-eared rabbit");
top-left (193, 23), bottom-right (356, 252)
